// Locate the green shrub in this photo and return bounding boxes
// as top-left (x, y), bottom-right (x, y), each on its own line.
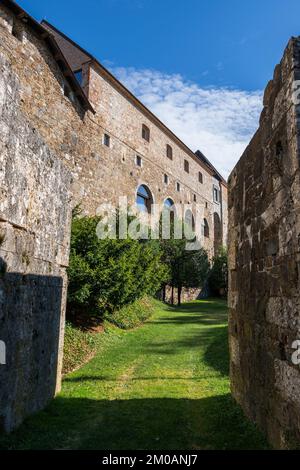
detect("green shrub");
top-left (67, 215), bottom-right (169, 317)
top-left (208, 247), bottom-right (228, 297)
top-left (106, 295), bottom-right (156, 329)
top-left (63, 322), bottom-right (99, 375)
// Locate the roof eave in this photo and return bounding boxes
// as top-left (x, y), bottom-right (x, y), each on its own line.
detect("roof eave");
top-left (1, 0), bottom-right (95, 114)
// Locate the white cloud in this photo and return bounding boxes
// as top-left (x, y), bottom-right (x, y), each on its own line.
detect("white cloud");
top-left (113, 67), bottom-right (263, 179)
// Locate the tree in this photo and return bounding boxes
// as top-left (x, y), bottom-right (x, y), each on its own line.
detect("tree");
top-left (208, 247), bottom-right (228, 297)
top-left (178, 248), bottom-right (210, 305)
top-left (159, 219), bottom-right (210, 306)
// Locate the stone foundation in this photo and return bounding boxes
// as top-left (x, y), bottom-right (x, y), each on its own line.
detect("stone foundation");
top-left (163, 286), bottom-right (203, 304)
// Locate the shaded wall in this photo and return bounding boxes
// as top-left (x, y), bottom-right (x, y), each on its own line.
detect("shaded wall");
top-left (228, 37), bottom-right (300, 448)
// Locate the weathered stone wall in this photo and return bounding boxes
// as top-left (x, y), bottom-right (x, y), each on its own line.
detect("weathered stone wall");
top-left (229, 37), bottom-right (300, 449)
top-left (1, 6), bottom-right (227, 257)
top-left (0, 44), bottom-right (72, 431)
top-left (164, 286), bottom-right (202, 304)
top-left (42, 20), bottom-right (228, 257)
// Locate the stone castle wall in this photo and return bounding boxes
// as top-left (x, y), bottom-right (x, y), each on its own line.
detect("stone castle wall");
top-left (35, 17), bottom-right (228, 256)
top-left (0, 48), bottom-right (72, 431)
top-left (0, 1), bottom-right (227, 256)
top-left (228, 37), bottom-right (300, 448)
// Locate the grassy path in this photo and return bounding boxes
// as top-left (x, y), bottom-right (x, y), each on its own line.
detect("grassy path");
top-left (0, 299), bottom-right (268, 450)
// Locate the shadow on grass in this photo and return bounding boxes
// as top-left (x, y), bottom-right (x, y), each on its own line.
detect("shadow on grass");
top-left (203, 325), bottom-right (229, 376)
top-left (64, 324), bottom-right (230, 383)
top-left (154, 300), bottom-right (228, 326)
top-left (139, 332), bottom-right (216, 355)
top-left (166, 299), bottom-right (228, 313)
top-left (152, 314), bottom-right (227, 326)
top-left (64, 375), bottom-right (217, 383)
top-left (0, 299), bottom-right (269, 450)
top-left (140, 301), bottom-right (228, 356)
top-left (0, 395), bottom-right (269, 451)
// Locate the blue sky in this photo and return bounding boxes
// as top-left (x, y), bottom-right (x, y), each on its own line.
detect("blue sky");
top-left (17, 0), bottom-right (300, 176)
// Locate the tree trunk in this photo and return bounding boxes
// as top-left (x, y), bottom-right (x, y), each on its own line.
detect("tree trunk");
top-left (178, 286), bottom-right (182, 306)
top-left (162, 285), bottom-right (166, 303)
top-left (171, 285), bottom-right (174, 305)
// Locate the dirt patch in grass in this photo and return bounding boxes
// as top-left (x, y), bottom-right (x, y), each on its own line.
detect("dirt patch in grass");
top-left (67, 307), bottom-right (104, 332)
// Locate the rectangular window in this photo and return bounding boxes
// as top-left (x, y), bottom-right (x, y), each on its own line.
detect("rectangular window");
top-left (166, 144), bottom-right (173, 160)
top-left (176, 182), bottom-right (181, 192)
top-left (103, 133), bottom-right (110, 147)
top-left (142, 124), bottom-right (150, 142)
top-left (193, 194), bottom-right (197, 202)
top-left (213, 186), bottom-right (220, 203)
top-left (74, 69), bottom-right (83, 85)
top-left (184, 160), bottom-right (189, 173)
top-left (136, 155), bottom-right (142, 167)
top-left (199, 172), bottom-right (203, 184)
top-left (164, 174), bottom-right (169, 185)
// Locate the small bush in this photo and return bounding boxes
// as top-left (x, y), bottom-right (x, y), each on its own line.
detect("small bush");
top-left (63, 322), bottom-right (99, 375)
top-left (106, 295), bottom-right (156, 329)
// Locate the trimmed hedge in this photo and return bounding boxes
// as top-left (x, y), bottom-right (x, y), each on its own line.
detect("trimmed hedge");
top-left (67, 215), bottom-right (169, 318)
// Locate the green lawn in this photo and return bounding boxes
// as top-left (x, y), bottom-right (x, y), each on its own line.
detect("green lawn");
top-left (0, 299), bottom-right (269, 450)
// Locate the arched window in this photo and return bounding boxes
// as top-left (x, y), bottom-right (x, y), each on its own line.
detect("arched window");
top-left (164, 198), bottom-right (175, 210)
top-left (164, 197), bottom-right (175, 217)
top-left (185, 209), bottom-right (195, 232)
top-left (203, 218), bottom-right (209, 238)
top-left (136, 185), bottom-right (153, 213)
top-left (159, 198), bottom-right (176, 240)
